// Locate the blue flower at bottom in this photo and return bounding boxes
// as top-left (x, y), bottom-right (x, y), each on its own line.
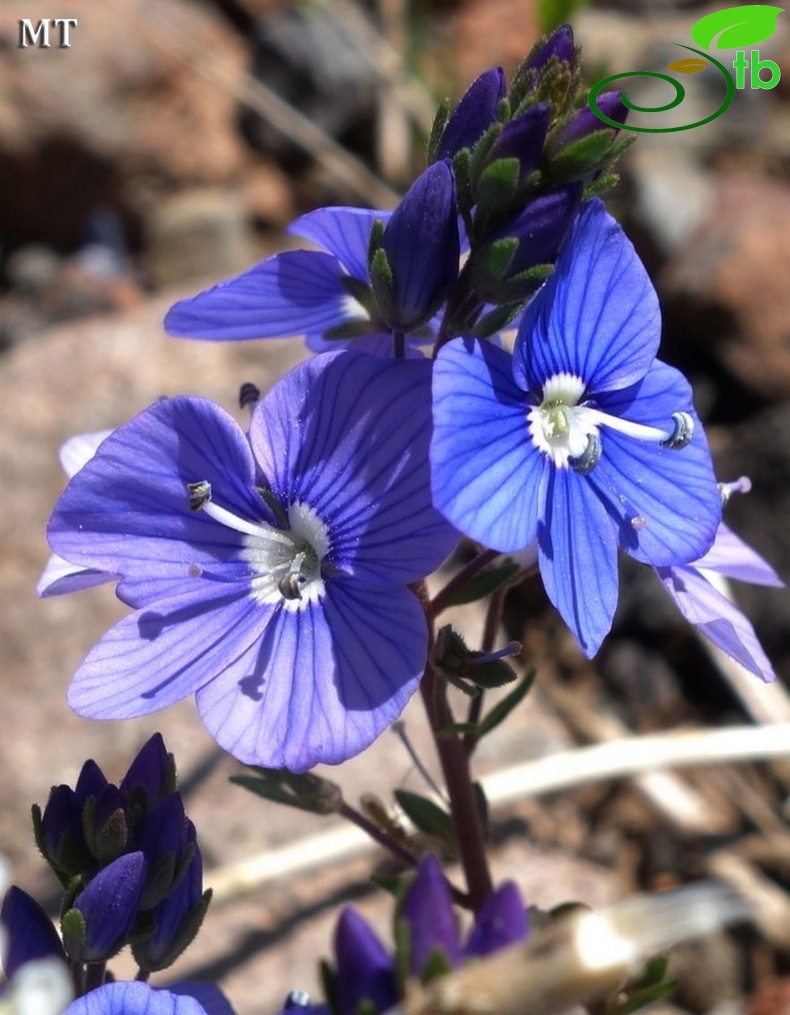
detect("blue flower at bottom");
top-left (65, 981), bottom-right (235, 1015)
top-left (431, 200), bottom-right (721, 655)
top-left (46, 352), bottom-right (458, 771)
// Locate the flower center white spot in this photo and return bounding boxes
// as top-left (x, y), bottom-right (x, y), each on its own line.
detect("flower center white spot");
top-left (527, 372), bottom-right (695, 471)
top-left (187, 482), bottom-right (330, 611)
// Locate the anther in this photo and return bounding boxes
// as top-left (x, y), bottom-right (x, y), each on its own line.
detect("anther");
top-left (569, 433), bottom-right (602, 474)
top-left (187, 480), bottom-right (212, 511)
top-left (659, 411), bottom-right (694, 450)
top-left (239, 382), bottom-right (260, 410)
top-left (284, 991), bottom-right (311, 1009)
top-left (719, 476), bottom-right (751, 506)
top-left (469, 641), bottom-right (522, 666)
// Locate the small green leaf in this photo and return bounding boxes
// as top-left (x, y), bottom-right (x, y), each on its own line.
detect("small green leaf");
top-left (547, 129), bottom-right (615, 181)
top-left (61, 907), bottom-right (87, 963)
top-left (394, 790), bottom-right (455, 847)
top-left (471, 302), bottom-right (525, 338)
top-left (441, 561), bottom-right (521, 608)
top-left (465, 657), bottom-right (517, 689)
top-left (475, 668), bottom-right (537, 742)
top-left (691, 5), bottom-right (783, 50)
top-left (230, 768), bottom-right (342, 815)
top-left (607, 954), bottom-right (677, 1015)
top-left (474, 158), bottom-right (521, 217)
top-left (469, 237), bottom-right (518, 292)
top-left (427, 97), bottom-right (452, 163)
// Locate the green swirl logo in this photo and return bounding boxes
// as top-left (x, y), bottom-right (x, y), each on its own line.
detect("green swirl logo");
top-left (589, 45), bottom-right (735, 134)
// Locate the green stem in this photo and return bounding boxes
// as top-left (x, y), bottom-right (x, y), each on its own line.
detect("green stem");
top-left (464, 586), bottom-right (506, 755)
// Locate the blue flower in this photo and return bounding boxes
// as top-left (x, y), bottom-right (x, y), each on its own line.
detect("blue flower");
top-left (431, 200), bottom-right (721, 655)
top-left (657, 514), bottom-right (784, 682)
top-left (66, 852), bottom-right (148, 962)
top-left (164, 207), bottom-right (393, 351)
top-left (46, 352), bottom-right (457, 771)
top-left (64, 980), bottom-right (236, 1015)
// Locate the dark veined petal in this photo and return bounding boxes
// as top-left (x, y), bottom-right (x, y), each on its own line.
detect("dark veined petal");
top-left (289, 207), bottom-right (391, 282)
top-left (164, 251), bottom-right (368, 342)
top-left (657, 564), bottom-right (776, 682)
top-left (538, 467), bottom-right (620, 657)
top-left (67, 587), bottom-right (272, 720)
top-left (195, 580), bottom-right (427, 770)
top-left (432, 338), bottom-right (544, 552)
top-left (515, 200), bottom-right (660, 396)
top-left (250, 351), bottom-right (458, 586)
top-left (694, 524), bottom-right (784, 586)
top-left (591, 360), bottom-right (721, 567)
top-left (65, 981), bottom-right (213, 1015)
top-left (47, 398), bottom-right (266, 605)
top-left (464, 881), bottom-right (528, 957)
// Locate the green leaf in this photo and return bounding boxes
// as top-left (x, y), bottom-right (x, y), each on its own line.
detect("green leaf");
top-left (474, 158), bottom-right (521, 217)
top-left (475, 668), bottom-right (537, 742)
top-left (547, 129), bottom-right (615, 182)
top-left (469, 237), bottom-right (518, 292)
top-left (230, 768), bottom-right (342, 815)
top-left (441, 561), bottom-right (520, 608)
top-left (393, 790), bottom-right (455, 847)
top-left (61, 907), bottom-right (87, 963)
top-left (427, 97), bottom-right (452, 163)
top-left (608, 954), bottom-right (677, 1015)
top-left (471, 302), bottom-right (525, 338)
top-left (691, 5), bottom-right (783, 50)
top-left (464, 657), bottom-right (517, 689)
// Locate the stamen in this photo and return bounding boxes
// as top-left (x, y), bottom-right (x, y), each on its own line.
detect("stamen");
top-left (186, 480), bottom-right (293, 546)
top-left (719, 475), bottom-right (751, 506)
top-left (659, 411), bottom-right (694, 450)
top-left (239, 382), bottom-right (260, 410)
top-left (468, 641), bottom-right (522, 666)
top-left (568, 433), bottom-right (601, 475)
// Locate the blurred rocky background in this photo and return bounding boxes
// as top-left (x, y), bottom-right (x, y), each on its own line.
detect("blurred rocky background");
top-left (3, 1), bottom-right (790, 1013)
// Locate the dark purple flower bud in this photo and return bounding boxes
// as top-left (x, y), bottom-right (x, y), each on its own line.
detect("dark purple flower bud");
top-left (376, 161), bottom-right (460, 332)
top-left (334, 909), bottom-right (397, 1015)
top-left (67, 851), bottom-right (147, 962)
top-left (489, 103), bottom-right (551, 183)
top-left (120, 733), bottom-right (176, 807)
top-left (86, 784), bottom-right (130, 861)
top-left (135, 824), bottom-right (209, 972)
top-left (437, 67), bottom-right (506, 160)
top-left (400, 855), bottom-right (460, 975)
top-left (464, 882), bottom-right (528, 957)
top-left (75, 759), bottom-right (108, 801)
top-left (1, 886), bottom-right (66, 978)
top-left (561, 91), bottom-right (628, 147)
top-left (37, 784), bottom-right (90, 877)
top-left (525, 25), bottom-right (574, 73)
top-left (481, 183), bottom-right (582, 279)
top-left (134, 794), bottom-right (189, 909)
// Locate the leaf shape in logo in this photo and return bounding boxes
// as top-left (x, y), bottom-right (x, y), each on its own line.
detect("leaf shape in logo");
top-left (666, 57), bottom-right (710, 74)
top-left (691, 5), bottom-right (784, 50)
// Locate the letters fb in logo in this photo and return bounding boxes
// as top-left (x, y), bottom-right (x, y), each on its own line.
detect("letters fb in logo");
top-left (589, 4), bottom-right (783, 134)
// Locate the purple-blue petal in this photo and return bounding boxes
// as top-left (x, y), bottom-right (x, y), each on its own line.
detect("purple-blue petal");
top-left (67, 588), bottom-right (270, 721)
top-left (694, 524), bottom-right (784, 586)
top-left (48, 398), bottom-right (265, 606)
top-left (38, 556), bottom-right (116, 598)
top-left (489, 104), bottom-right (551, 182)
top-left (484, 185), bottom-right (581, 280)
top-left (592, 360), bottom-right (720, 567)
top-left (431, 338), bottom-right (544, 552)
top-left (437, 66), bottom-right (506, 160)
top-left (538, 467), bottom-right (620, 656)
top-left (164, 251), bottom-right (367, 342)
top-left (657, 564), bottom-right (777, 681)
top-left (563, 92), bottom-right (627, 146)
top-left (195, 580), bottom-right (427, 771)
top-left (400, 856), bottom-right (460, 974)
top-left (334, 909), bottom-right (396, 1015)
top-left (166, 982), bottom-right (237, 1015)
top-left (526, 25), bottom-right (575, 73)
top-left (120, 733), bottom-right (173, 804)
top-left (288, 207), bottom-right (391, 282)
top-left (65, 981), bottom-right (214, 1015)
top-left (250, 352), bottom-right (458, 586)
top-left (1, 887), bottom-right (66, 977)
top-left (514, 200), bottom-right (660, 394)
top-left (464, 882), bottom-right (528, 957)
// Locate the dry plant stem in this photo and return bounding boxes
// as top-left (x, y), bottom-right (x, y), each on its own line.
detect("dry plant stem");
top-left (337, 800), bottom-right (419, 869)
top-left (429, 549), bottom-right (500, 617)
top-left (420, 662), bottom-right (493, 909)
